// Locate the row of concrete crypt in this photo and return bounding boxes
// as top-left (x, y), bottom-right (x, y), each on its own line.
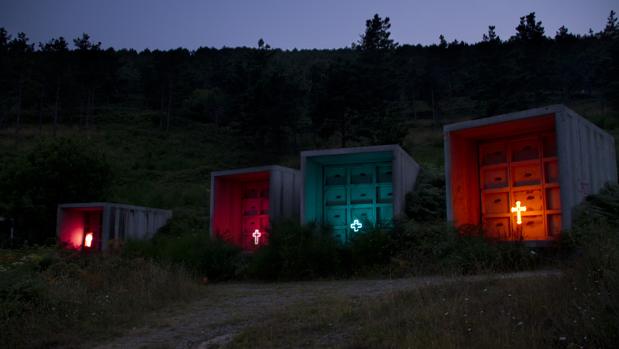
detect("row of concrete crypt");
top-left (58, 105), bottom-right (617, 251)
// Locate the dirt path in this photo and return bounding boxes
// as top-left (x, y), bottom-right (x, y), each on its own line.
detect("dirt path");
top-left (94, 270), bottom-right (561, 349)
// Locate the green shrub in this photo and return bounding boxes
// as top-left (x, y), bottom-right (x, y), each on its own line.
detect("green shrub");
top-left (389, 220), bottom-right (540, 274)
top-left (571, 184), bottom-right (619, 242)
top-left (123, 214), bottom-right (243, 280)
top-left (560, 185), bottom-right (619, 347)
top-left (125, 233), bottom-right (243, 281)
top-left (248, 221), bottom-right (342, 280)
top-left (349, 224), bottom-right (392, 271)
top-left (404, 168), bottom-right (446, 222)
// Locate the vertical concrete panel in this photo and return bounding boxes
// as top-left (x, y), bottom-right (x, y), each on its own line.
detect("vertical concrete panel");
top-left (101, 205), bottom-right (110, 250)
top-left (396, 147), bottom-right (420, 217)
top-left (114, 208), bottom-right (119, 239)
top-left (286, 170), bottom-right (300, 220)
top-left (392, 147), bottom-right (403, 216)
top-left (557, 111), bottom-right (577, 228)
top-left (269, 169), bottom-right (282, 219)
top-left (294, 169), bottom-right (301, 218)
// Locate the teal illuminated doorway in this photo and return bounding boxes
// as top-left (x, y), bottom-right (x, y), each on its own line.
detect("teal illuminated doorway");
top-left (322, 162), bottom-right (393, 242)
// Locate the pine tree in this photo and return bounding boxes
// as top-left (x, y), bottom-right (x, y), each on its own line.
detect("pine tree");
top-left (555, 25), bottom-right (575, 41)
top-left (356, 14), bottom-right (397, 50)
top-left (40, 37), bottom-right (69, 134)
top-left (7, 32), bottom-right (34, 132)
top-left (482, 25), bottom-right (500, 43)
top-left (513, 12), bottom-right (545, 42)
top-left (72, 33), bottom-right (102, 128)
top-left (603, 10), bottom-right (618, 38)
top-left (438, 34), bottom-right (447, 48)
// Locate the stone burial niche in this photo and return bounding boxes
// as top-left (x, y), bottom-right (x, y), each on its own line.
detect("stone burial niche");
top-left (57, 203), bottom-right (173, 251)
top-left (444, 105), bottom-right (617, 244)
top-left (301, 145), bottom-right (420, 243)
top-left (210, 165), bottom-right (300, 251)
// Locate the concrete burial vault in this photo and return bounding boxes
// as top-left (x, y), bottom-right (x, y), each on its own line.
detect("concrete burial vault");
top-left (57, 203), bottom-right (172, 251)
top-left (444, 104), bottom-right (617, 243)
top-left (301, 145), bottom-right (420, 243)
top-left (210, 165), bottom-right (301, 250)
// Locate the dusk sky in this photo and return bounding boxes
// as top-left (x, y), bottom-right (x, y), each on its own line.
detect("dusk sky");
top-left (1, 0), bottom-right (616, 50)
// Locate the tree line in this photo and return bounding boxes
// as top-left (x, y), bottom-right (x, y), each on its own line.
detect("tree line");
top-left (0, 11), bottom-right (618, 150)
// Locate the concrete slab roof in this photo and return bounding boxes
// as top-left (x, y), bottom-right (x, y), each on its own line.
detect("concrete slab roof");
top-left (301, 144), bottom-right (406, 158)
top-left (211, 165), bottom-right (299, 177)
top-left (444, 104), bottom-right (609, 136)
top-left (58, 202), bottom-right (172, 213)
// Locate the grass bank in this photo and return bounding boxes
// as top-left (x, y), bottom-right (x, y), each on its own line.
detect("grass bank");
top-left (0, 247), bottom-right (202, 348)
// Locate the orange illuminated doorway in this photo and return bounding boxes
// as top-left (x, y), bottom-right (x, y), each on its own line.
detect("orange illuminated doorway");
top-left (479, 133), bottom-right (561, 241)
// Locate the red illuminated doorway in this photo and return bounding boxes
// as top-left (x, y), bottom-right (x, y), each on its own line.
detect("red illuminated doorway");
top-left (240, 180), bottom-right (269, 250)
top-left (479, 133), bottom-right (561, 241)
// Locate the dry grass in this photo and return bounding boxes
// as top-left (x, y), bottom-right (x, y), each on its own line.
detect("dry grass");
top-left (228, 269), bottom-right (615, 348)
top-left (0, 248), bottom-right (203, 348)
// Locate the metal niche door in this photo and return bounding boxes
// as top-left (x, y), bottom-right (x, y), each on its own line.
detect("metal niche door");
top-left (322, 162), bottom-right (393, 243)
top-left (479, 134), bottom-right (560, 241)
top-left (241, 181), bottom-right (269, 250)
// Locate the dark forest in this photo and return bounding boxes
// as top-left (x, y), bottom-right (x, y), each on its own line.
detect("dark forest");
top-left (1, 12), bottom-right (618, 153)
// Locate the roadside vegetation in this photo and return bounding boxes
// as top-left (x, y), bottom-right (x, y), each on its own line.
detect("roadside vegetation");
top-left (0, 248), bottom-right (201, 348)
top-left (228, 187), bottom-right (619, 348)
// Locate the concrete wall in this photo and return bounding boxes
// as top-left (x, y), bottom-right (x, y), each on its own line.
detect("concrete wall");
top-left (57, 203), bottom-right (172, 250)
top-left (106, 205), bottom-right (172, 242)
top-left (556, 108), bottom-right (618, 228)
top-left (392, 145), bottom-right (421, 217)
top-left (269, 166), bottom-right (302, 222)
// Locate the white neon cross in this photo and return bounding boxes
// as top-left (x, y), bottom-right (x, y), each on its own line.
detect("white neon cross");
top-left (511, 201), bottom-right (527, 225)
top-left (252, 229), bottom-right (262, 245)
top-left (350, 219), bottom-right (363, 232)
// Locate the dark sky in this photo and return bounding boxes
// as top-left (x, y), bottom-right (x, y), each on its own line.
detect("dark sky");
top-left (1, 0), bottom-right (616, 50)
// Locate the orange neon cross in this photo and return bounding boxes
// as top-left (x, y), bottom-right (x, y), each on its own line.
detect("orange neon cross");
top-left (511, 201), bottom-right (527, 225)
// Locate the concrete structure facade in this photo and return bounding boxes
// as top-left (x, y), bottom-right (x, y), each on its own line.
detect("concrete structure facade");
top-left (57, 203), bottom-right (172, 251)
top-left (301, 145), bottom-right (420, 242)
top-left (210, 165), bottom-right (300, 250)
top-left (444, 105), bottom-right (617, 242)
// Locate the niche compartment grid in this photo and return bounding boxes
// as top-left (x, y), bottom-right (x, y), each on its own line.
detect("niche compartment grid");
top-left (301, 145), bottom-right (420, 243)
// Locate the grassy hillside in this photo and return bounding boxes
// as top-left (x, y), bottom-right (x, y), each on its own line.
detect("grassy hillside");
top-left (1, 98), bottom-right (616, 232)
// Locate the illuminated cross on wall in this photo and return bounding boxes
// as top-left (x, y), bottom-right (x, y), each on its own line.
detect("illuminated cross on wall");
top-left (511, 201), bottom-right (527, 225)
top-left (350, 219), bottom-right (363, 232)
top-left (252, 229), bottom-right (262, 245)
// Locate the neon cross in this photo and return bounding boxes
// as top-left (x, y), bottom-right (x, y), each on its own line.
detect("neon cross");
top-left (511, 201), bottom-right (527, 225)
top-left (84, 232), bottom-right (93, 248)
top-left (350, 219), bottom-right (363, 232)
top-left (252, 229), bottom-right (262, 245)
